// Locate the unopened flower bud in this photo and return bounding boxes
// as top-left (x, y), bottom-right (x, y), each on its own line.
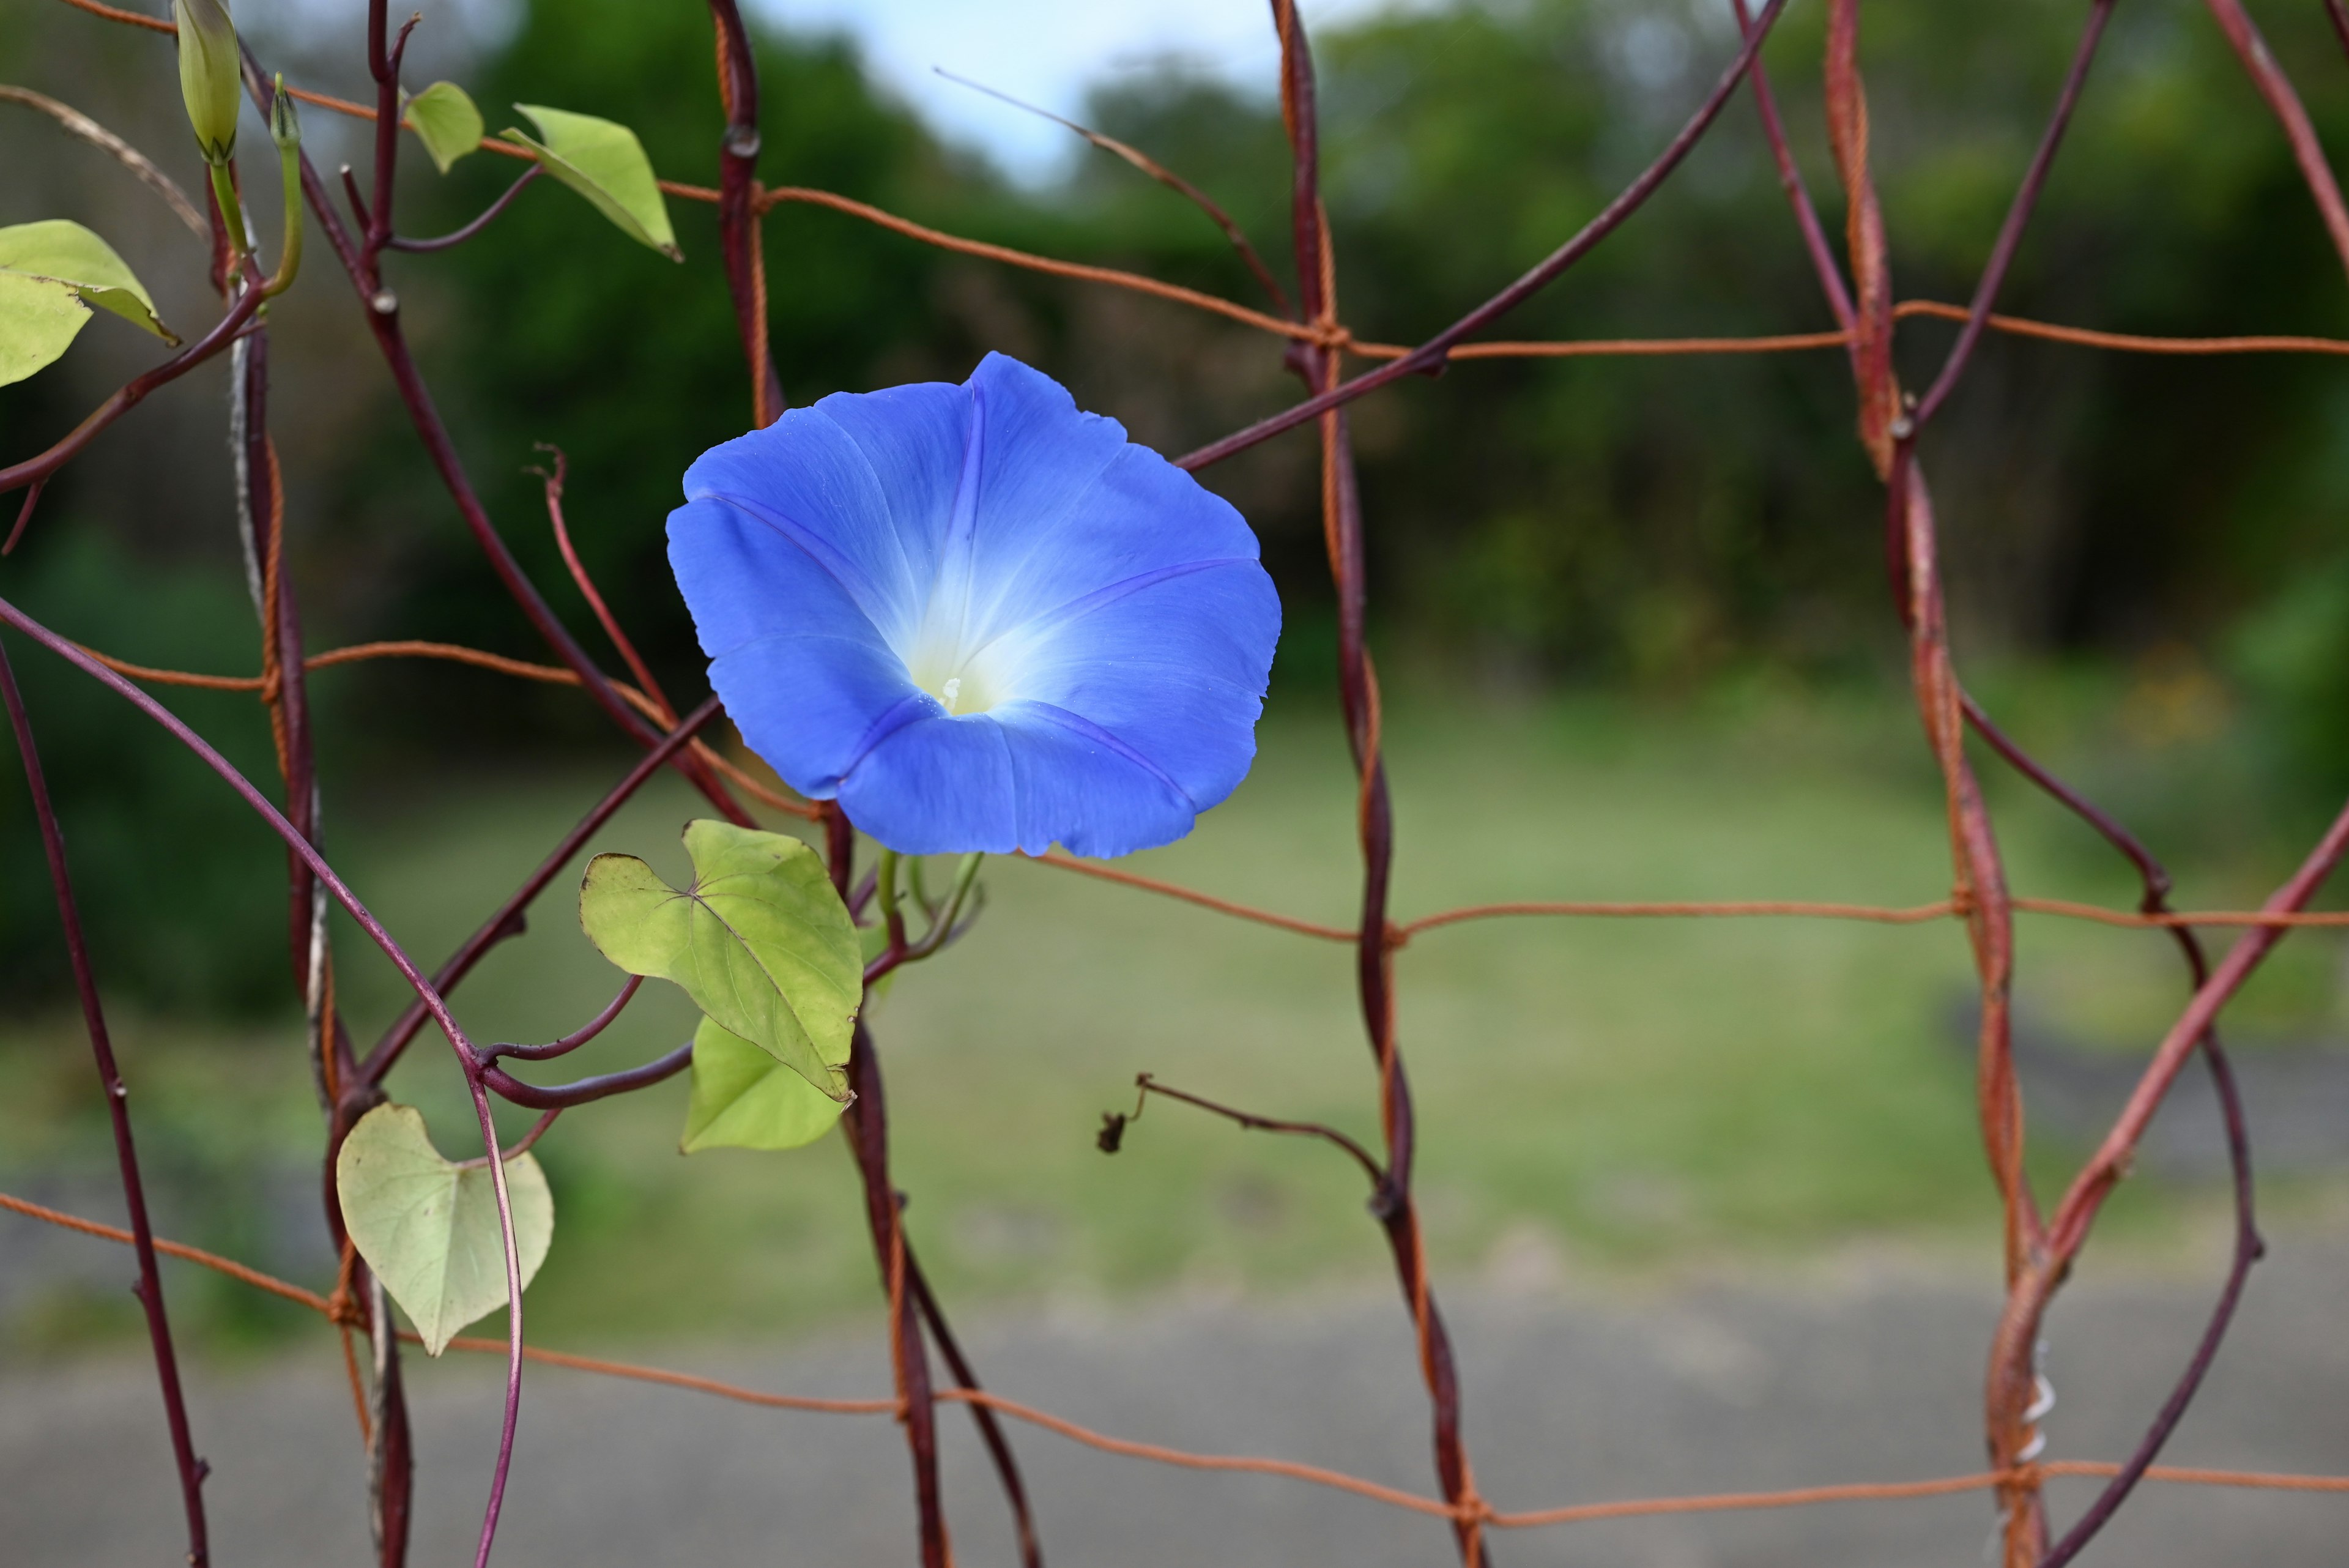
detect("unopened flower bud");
top-left (173, 0), bottom-right (242, 164)
top-left (269, 73), bottom-right (299, 154)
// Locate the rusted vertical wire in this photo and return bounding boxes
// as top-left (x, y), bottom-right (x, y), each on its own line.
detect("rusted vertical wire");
top-left (1270, 2), bottom-right (1486, 1559)
top-left (708, 0), bottom-right (784, 426)
top-left (1819, 6), bottom-right (2041, 1560)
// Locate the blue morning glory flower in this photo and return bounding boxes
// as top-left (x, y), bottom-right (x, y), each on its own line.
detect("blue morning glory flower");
top-left (668, 352), bottom-right (1282, 858)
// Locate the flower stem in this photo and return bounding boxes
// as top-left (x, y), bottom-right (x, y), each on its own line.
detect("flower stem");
top-left (264, 141), bottom-right (302, 296)
top-left (207, 158), bottom-right (250, 259)
top-left (877, 847), bottom-right (909, 954)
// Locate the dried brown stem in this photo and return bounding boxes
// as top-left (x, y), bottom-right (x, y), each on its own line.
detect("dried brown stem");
top-left (0, 83), bottom-right (206, 236)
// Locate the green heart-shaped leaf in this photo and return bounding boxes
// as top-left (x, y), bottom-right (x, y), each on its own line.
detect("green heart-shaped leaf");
top-left (0, 221), bottom-right (176, 381)
top-left (505, 104), bottom-right (680, 259)
top-left (681, 1016), bottom-right (850, 1153)
top-left (579, 820), bottom-right (859, 1101)
top-left (335, 1104), bottom-right (554, 1357)
top-left (402, 81), bottom-right (484, 174)
top-left (0, 270), bottom-right (90, 388)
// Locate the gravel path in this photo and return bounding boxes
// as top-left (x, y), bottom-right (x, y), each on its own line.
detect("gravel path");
top-left (6, 1210), bottom-right (2347, 1566)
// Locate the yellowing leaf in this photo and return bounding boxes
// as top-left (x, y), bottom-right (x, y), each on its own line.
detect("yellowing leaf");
top-left (579, 820), bottom-right (859, 1101)
top-left (506, 104), bottom-right (680, 259)
top-left (0, 272), bottom-right (89, 388)
top-left (681, 1016), bottom-right (850, 1153)
top-left (335, 1104), bottom-right (554, 1357)
top-left (403, 81), bottom-right (484, 174)
top-left (0, 220), bottom-right (176, 348)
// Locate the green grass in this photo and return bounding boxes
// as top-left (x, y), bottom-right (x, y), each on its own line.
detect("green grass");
top-left (6, 674), bottom-right (2343, 1350)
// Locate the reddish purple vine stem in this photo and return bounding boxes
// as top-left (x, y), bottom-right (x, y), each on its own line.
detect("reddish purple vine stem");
top-left (0, 281), bottom-right (263, 499)
top-left (1732, 0), bottom-right (1853, 334)
top-left (483, 975), bottom-right (645, 1062)
top-left (475, 1041), bottom-right (694, 1109)
top-left (1959, 700), bottom-right (2265, 1566)
top-left (820, 808), bottom-right (952, 1568)
top-left (1912, 0), bottom-right (2115, 430)
top-left (900, 1250), bottom-right (1045, 1568)
top-left (0, 636), bottom-right (211, 1567)
top-left (360, 694), bottom-right (726, 1087)
top-left (1126, 1072), bottom-right (1386, 1187)
top-left (385, 165), bottom-right (543, 253)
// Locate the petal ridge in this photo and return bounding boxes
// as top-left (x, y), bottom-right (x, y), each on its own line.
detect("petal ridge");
top-left (700, 488), bottom-right (897, 637)
top-left (1012, 699), bottom-right (1200, 811)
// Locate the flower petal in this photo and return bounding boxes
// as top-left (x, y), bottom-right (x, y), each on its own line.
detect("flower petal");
top-left (992, 559), bottom-right (1280, 815)
top-left (995, 702), bottom-right (1200, 857)
top-left (681, 387), bottom-right (967, 647)
top-left (669, 494), bottom-right (925, 796)
top-left (837, 712), bottom-right (1019, 854)
top-left (956, 356), bottom-right (1263, 647)
top-left (811, 381), bottom-right (973, 614)
top-left (839, 705), bottom-right (1198, 858)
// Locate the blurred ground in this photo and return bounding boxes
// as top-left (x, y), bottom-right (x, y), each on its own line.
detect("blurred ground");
top-left (6, 1205), bottom-right (2348, 1566)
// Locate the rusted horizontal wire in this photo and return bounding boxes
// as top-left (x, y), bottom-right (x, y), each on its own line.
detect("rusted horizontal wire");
top-left (58, 634), bottom-right (2349, 936)
top-left (1398, 896), bottom-right (2349, 938)
top-left (1352, 329), bottom-right (1853, 359)
top-left (441, 1334), bottom-right (900, 1416)
top-left (759, 185), bottom-right (1305, 339)
top-left (1017, 849), bottom-right (1360, 940)
top-left (56, 0), bottom-right (172, 35)
top-left (1395, 897), bottom-right (1959, 938)
top-left (0, 1189), bottom-right (332, 1313)
top-left (1888, 297), bottom-right (2349, 357)
top-left (2010, 894), bottom-right (2349, 928)
top-left (73, 635), bottom-right (820, 820)
top-left (2039, 1458), bottom-right (2349, 1494)
top-left (6, 1187), bottom-right (2343, 1524)
top-left (0, 1192), bottom-right (891, 1412)
top-left (938, 1388), bottom-right (1461, 1517)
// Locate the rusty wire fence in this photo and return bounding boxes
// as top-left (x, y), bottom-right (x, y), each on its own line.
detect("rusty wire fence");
top-left (7, 1), bottom-right (2349, 1565)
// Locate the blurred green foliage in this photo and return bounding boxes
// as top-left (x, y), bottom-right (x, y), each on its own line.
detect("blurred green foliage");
top-left (0, 533), bottom-right (288, 1013)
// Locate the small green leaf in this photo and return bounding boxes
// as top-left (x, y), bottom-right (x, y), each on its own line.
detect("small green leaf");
top-left (0, 272), bottom-right (89, 388)
top-left (682, 1016), bottom-right (850, 1153)
top-left (0, 220), bottom-right (176, 346)
top-left (335, 1104), bottom-right (554, 1357)
top-left (505, 104), bottom-right (680, 259)
top-left (579, 820), bottom-right (859, 1101)
top-left (403, 82), bottom-right (484, 174)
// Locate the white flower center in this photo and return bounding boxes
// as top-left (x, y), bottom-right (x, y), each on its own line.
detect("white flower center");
top-left (905, 635), bottom-right (1009, 717)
